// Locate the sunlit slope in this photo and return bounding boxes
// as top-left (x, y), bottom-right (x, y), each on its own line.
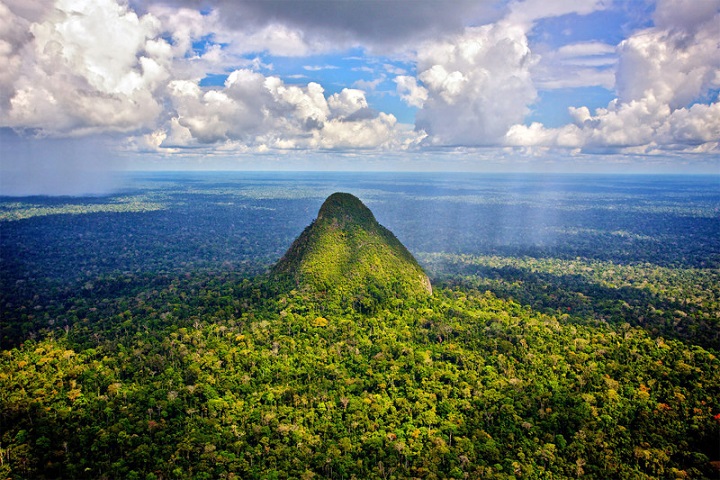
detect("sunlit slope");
top-left (272, 193), bottom-right (431, 308)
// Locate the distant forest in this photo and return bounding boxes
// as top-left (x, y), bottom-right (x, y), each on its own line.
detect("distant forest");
top-left (1, 173), bottom-right (719, 479)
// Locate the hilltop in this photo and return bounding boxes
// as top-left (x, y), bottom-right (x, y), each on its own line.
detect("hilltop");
top-left (272, 192), bottom-right (431, 311)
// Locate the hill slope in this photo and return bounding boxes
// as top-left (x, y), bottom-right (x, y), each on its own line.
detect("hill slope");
top-left (272, 192), bottom-right (431, 309)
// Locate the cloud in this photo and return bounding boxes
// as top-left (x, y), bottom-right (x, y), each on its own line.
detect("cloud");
top-left (383, 64), bottom-right (407, 76)
top-left (164, 11), bottom-right (321, 59)
top-left (556, 42), bottom-right (615, 58)
top-left (145, 0), bottom-right (504, 52)
top-left (226, 24), bottom-right (320, 57)
top-left (2, 0), bottom-right (54, 23)
top-left (353, 76), bottom-right (386, 92)
top-left (3, 0), bottom-right (718, 168)
top-left (507, 0), bottom-right (611, 26)
top-left (395, 76), bottom-right (428, 108)
top-left (145, 6), bottom-right (212, 58)
top-left (533, 41), bottom-right (617, 89)
top-left (506, 0), bottom-right (720, 154)
top-left (0, 2), bottom-right (32, 96)
top-left (303, 65), bottom-right (340, 71)
top-left (390, 2), bottom-right (614, 145)
top-left (1, 0), bottom-right (170, 135)
top-left (616, 9), bottom-right (720, 108)
top-left (506, 93), bottom-right (720, 154)
top-left (410, 22), bottom-right (537, 146)
top-left (1, 0), bottom-right (424, 154)
top-left (506, 1), bottom-right (617, 90)
top-left (652, 0), bottom-right (720, 31)
top-left (158, 69), bottom-right (418, 151)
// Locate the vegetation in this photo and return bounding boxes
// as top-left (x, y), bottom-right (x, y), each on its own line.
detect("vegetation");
top-left (1, 278), bottom-right (719, 479)
top-left (1, 173), bottom-right (718, 479)
top-left (272, 193), bottom-right (432, 312)
top-left (421, 253), bottom-right (720, 351)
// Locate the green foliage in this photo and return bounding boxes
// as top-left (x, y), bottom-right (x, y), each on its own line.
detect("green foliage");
top-left (422, 253), bottom-right (720, 350)
top-left (0, 197), bottom-right (166, 221)
top-left (1, 278), bottom-right (719, 479)
top-left (272, 193), bottom-right (432, 312)
top-left (2, 174), bottom-right (719, 478)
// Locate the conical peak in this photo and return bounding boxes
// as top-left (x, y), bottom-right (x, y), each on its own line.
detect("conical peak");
top-left (317, 192), bottom-right (376, 227)
top-left (271, 192), bottom-right (432, 305)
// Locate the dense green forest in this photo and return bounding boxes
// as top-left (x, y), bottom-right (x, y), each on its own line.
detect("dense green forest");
top-left (1, 173), bottom-right (719, 479)
top-left (272, 193), bottom-right (432, 310)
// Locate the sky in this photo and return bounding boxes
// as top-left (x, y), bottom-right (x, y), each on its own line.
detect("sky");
top-left (0, 0), bottom-right (719, 194)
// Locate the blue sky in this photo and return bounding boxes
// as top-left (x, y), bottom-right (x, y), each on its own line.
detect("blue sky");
top-left (0, 0), bottom-right (718, 194)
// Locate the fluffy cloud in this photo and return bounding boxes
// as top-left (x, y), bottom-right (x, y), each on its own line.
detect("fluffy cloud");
top-left (615, 6), bottom-right (720, 108)
top-left (3, 0), bottom-right (718, 161)
top-left (652, 0), bottom-right (720, 31)
top-left (0, 2), bottom-right (31, 95)
top-left (1, 0), bottom-right (170, 135)
top-left (506, 0), bottom-right (720, 153)
top-left (507, 94), bottom-right (720, 152)
top-left (0, 0), bottom-right (421, 151)
top-left (392, 0), bottom-right (614, 146)
top-left (159, 69), bottom-right (415, 151)
top-left (406, 22), bottom-right (537, 146)
top-left (395, 76), bottom-right (428, 108)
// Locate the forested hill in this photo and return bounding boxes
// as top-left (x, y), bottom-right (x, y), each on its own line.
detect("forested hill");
top-left (271, 192), bottom-right (432, 311)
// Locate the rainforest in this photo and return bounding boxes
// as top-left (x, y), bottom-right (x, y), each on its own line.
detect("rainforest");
top-left (1, 172), bottom-right (719, 479)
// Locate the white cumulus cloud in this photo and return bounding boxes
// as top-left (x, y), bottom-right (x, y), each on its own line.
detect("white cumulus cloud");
top-left (3, 0), bottom-right (718, 166)
top-left (506, 0), bottom-right (720, 154)
top-left (410, 22), bottom-right (537, 146)
top-left (395, 76), bottom-right (428, 108)
top-left (1, 0), bottom-right (424, 154)
top-left (0, 0), bottom-right (172, 136)
top-left (160, 69), bottom-right (417, 151)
